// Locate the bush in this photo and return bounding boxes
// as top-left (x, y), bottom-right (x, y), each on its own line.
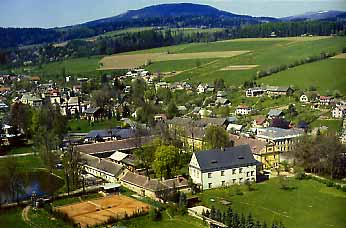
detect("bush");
top-left (295, 172), bottom-right (307, 180)
top-left (148, 207), bottom-right (162, 221)
top-left (326, 181), bottom-right (335, 187)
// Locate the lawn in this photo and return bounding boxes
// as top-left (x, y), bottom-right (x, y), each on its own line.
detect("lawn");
top-left (51, 193), bottom-right (102, 207)
top-left (117, 211), bottom-right (208, 228)
top-left (196, 178), bottom-right (346, 228)
top-left (14, 56), bottom-right (103, 79)
top-left (0, 208), bottom-right (30, 228)
top-left (258, 58), bottom-right (346, 95)
top-left (67, 118), bottom-right (122, 133)
top-left (0, 154), bottom-right (44, 174)
top-left (310, 119), bottom-right (343, 133)
top-left (7, 144), bottom-right (34, 155)
top-left (29, 207), bottom-right (73, 228)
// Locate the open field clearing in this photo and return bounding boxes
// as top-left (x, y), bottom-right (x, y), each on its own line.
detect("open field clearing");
top-left (219, 36), bottom-right (331, 42)
top-left (99, 51), bottom-right (249, 70)
top-left (332, 53), bottom-right (346, 59)
top-left (220, 65), bottom-right (259, 71)
top-left (197, 178), bottom-right (346, 228)
top-left (258, 58), bottom-right (346, 94)
top-left (56, 195), bottom-right (150, 228)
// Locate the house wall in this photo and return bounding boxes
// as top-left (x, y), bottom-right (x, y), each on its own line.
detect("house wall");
top-left (84, 165), bottom-right (117, 182)
top-left (120, 181), bottom-right (158, 200)
top-left (200, 165), bottom-right (257, 190)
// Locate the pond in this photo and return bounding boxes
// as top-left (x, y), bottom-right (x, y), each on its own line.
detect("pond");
top-left (0, 170), bottom-right (64, 204)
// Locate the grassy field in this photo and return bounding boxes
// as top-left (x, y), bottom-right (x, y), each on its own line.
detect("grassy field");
top-left (310, 119), bottom-right (343, 133)
top-left (118, 212), bottom-right (207, 228)
top-left (68, 118), bottom-right (122, 133)
top-left (0, 154), bottom-right (44, 174)
top-left (12, 36), bottom-right (346, 89)
top-left (258, 58), bottom-right (346, 94)
top-left (0, 208), bottom-right (30, 228)
top-left (14, 56), bottom-right (103, 79)
top-left (196, 178), bottom-right (346, 228)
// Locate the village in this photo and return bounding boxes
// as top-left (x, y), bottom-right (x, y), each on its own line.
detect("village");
top-left (0, 66), bottom-right (345, 228)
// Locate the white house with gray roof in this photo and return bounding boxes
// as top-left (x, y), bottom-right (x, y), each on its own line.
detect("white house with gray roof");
top-left (189, 145), bottom-right (260, 190)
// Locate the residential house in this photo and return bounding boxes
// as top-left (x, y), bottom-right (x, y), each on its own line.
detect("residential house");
top-left (215, 97), bottom-right (231, 107)
top-left (256, 127), bottom-right (304, 168)
top-left (120, 171), bottom-right (189, 201)
top-left (268, 109), bottom-right (284, 119)
top-left (246, 87), bottom-right (266, 97)
top-left (82, 107), bottom-right (106, 122)
top-left (20, 94), bottom-right (43, 107)
top-left (300, 94), bottom-right (309, 103)
top-left (319, 96), bottom-right (333, 106)
top-left (76, 137), bottom-right (153, 156)
top-left (266, 86), bottom-right (292, 96)
top-left (189, 145), bottom-right (261, 190)
top-left (227, 124), bottom-right (243, 134)
top-left (252, 116), bottom-right (268, 129)
top-left (235, 105), bottom-right (252, 115)
top-left (84, 128), bottom-right (139, 142)
top-left (109, 151), bottom-right (136, 172)
top-left (60, 96), bottom-right (87, 116)
top-left (332, 105), bottom-right (346, 118)
top-left (81, 153), bottom-right (124, 182)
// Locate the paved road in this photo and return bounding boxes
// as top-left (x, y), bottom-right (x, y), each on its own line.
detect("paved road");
top-left (0, 152), bottom-right (35, 159)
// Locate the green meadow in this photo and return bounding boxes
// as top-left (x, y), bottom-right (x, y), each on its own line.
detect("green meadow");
top-left (258, 58), bottom-right (346, 94)
top-left (196, 178), bottom-right (346, 228)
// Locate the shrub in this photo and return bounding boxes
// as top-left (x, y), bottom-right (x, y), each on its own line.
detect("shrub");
top-left (148, 207), bottom-right (162, 221)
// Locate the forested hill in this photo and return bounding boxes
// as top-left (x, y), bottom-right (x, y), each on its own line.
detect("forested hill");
top-left (1, 3), bottom-right (345, 50)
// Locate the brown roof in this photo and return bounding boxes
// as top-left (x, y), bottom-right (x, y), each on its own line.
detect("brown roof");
top-left (255, 116), bottom-right (266, 125)
top-left (229, 134), bottom-right (266, 154)
top-left (121, 171), bottom-right (188, 192)
top-left (30, 76), bottom-right (41, 81)
top-left (0, 87), bottom-right (11, 92)
top-left (76, 137), bottom-right (153, 154)
top-left (81, 153), bottom-right (124, 177)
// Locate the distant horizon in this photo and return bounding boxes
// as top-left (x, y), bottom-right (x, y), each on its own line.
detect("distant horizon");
top-left (0, 0), bottom-right (345, 28)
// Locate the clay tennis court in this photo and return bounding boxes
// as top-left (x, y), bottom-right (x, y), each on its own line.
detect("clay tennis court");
top-left (55, 195), bottom-right (150, 227)
top-left (99, 50), bottom-right (249, 70)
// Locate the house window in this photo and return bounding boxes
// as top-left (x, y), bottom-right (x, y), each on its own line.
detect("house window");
top-left (222, 181), bottom-right (225, 186)
top-left (208, 173), bottom-right (212, 178)
top-left (247, 172), bottom-right (250, 177)
top-left (232, 179), bottom-right (236, 184)
top-left (232, 169), bottom-right (236, 174)
top-left (251, 171), bottom-right (254, 176)
top-left (221, 171), bottom-right (225, 176)
top-left (239, 178), bottom-right (243, 183)
top-left (239, 168), bottom-right (243, 174)
top-left (208, 183), bottom-right (212, 189)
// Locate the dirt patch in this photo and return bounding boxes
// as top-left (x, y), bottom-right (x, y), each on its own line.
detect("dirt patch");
top-left (99, 51), bottom-right (249, 70)
top-left (220, 65), bottom-right (259, 71)
top-left (55, 195), bottom-right (150, 228)
top-left (332, 53), bottom-right (346, 59)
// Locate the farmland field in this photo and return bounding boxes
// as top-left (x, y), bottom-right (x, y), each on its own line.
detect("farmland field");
top-left (99, 51), bottom-right (249, 70)
top-left (258, 58), bottom-right (346, 94)
top-left (196, 178), bottom-right (346, 228)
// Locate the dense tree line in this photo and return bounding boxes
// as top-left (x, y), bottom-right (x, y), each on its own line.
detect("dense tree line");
top-left (293, 135), bottom-right (346, 179)
top-left (1, 20), bottom-right (345, 69)
top-left (202, 206), bottom-right (285, 228)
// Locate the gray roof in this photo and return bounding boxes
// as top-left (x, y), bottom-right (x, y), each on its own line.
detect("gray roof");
top-left (168, 117), bottom-right (227, 128)
top-left (193, 145), bottom-right (260, 172)
top-left (266, 86), bottom-right (290, 92)
top-left (85, 128), bottom-right (138, 140)
top-left (268, 109), bottom-right (283, 117)
top-left (81, 153), bottom-right (124, 177)
top-left (257, 127), bottom-right (304, 140)
top-left (84, 107), bottom-right (101, 114)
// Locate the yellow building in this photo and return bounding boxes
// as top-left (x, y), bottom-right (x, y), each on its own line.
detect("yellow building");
top-left (255, 127), bottom-right (304, 169)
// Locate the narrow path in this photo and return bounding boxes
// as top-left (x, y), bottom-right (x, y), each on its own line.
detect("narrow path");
top-left (0, 152), bottom-right (35, 159)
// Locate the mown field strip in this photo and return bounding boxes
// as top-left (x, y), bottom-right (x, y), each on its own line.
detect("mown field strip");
top-left (99, 51), bottom-right (250, 70)
top-left (220, 65), bottom-right (259, 71)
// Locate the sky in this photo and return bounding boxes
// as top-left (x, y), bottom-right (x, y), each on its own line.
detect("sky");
top-left (0, 0), bottom-right (345, 28)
